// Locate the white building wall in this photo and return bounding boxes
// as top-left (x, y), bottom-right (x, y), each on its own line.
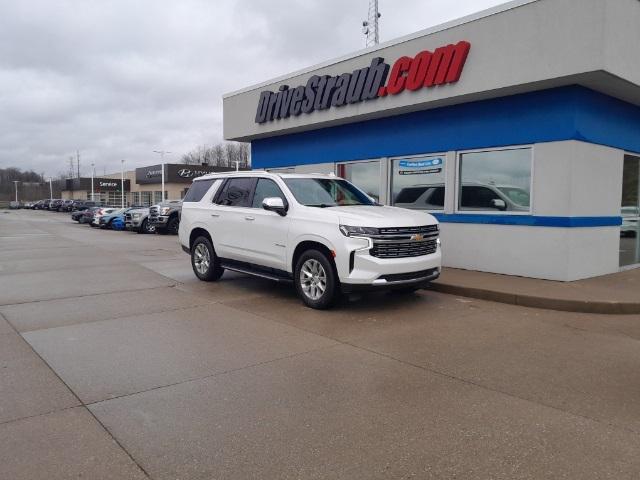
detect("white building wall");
top-left (285, 141), bottom-right (625, 281)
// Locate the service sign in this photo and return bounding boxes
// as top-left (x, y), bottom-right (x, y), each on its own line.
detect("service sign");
top-left (65, 177), bottom-right (130, 192)
top-left (255, 41), bottom-right (470, 124)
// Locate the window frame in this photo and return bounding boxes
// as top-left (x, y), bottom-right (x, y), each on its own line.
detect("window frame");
top-left (335, 159), bottom-right (384, 204)
top-left (455, 145), bottom-right (534, 215)
top-left (388, 152), bottom-right (448, 212)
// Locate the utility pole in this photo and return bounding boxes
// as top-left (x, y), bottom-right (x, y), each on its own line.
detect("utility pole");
top-left (76, 150), bottom-right (81, 178)
top-left (48, 178), bottom-right (53, 201)
top-left (153, 150), bottom-right (171, 201)
top-left (121, 159), bottom-right (125, 208)
top-left (13, 180), bottom-right (19, 202)
top-left (91, 163), bottom-right (95, 202)
top-left (362, 0), bottom-right (381, 47)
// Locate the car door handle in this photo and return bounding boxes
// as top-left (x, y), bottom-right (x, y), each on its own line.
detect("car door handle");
top-left (244, 216), bottom-right (255, 221)
top-left (211, 213), bottom-right (220, 217)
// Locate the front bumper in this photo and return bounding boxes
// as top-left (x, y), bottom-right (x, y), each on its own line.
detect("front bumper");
top-left (337, 235), bottom-right (442, 289)
top-left (341, 267), bottom-right (440, 293)
top-left (148, 215), bottom-right (169, 227)
top-left (125, 216), bottom-right (144, 230)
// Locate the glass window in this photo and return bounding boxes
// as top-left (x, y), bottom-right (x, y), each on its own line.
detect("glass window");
top-left (183, 179), bottom-right (215, 202)
top-left (620, 155), bottom-right (640, 267)
top-left (391, 156), bottom-right (445, 210)
top-left (458, 148), bottom-right (532, 212)
top-left (215, 178), bottom-right (255, 207)
top-left (252, 178), bottom-right (286, 208)
top-left (284, 178), bottom-right (375, 207)
top-left (337, 161), bottom-right (380, 202)
top-left (141, 191), bottom-right (152, 206)
top-left (154, 191), bottom-right (164, 204)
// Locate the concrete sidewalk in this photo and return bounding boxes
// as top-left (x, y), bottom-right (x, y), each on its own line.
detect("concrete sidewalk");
top-left (431, 267), bottom-right (640, 315)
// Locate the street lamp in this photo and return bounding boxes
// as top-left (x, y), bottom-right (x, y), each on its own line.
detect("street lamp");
top-left (13, 180), bottom-right (19, 202)
top-left (48, 178), bottom-right (53, 201)
top-left (91, 162), bottom-right (95, 202)
top-left (153, 150), bottom-right (171, 202)
top-left (121, 159), bottom-right (125, 208)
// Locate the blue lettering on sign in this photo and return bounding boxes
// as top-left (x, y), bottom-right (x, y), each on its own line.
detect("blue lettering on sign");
top-left (398, 158), bottom-right (443, 169)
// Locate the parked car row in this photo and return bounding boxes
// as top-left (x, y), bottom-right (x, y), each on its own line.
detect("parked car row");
top-left (33, 199), bottom-right (184, 235)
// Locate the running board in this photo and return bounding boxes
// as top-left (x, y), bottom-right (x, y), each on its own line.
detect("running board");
top-left (220, 259), bottom-right (293, 283)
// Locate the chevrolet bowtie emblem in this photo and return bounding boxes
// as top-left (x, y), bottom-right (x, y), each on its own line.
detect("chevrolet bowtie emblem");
top-left (412, 233), bottom-right (424, 241)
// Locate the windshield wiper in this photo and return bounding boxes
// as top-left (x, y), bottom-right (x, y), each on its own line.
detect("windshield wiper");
top-left (307, 204), bottom-right (337, 208)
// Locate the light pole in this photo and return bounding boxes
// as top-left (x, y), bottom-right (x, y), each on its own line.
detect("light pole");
top-left (153, 150), bottom-right (171, 202)
top-left (121, 159), bottom-right (125, 208)
top-left (91, 163), bottom-right (95, 202)
top-left (48, 178), bottom-right (53, 201)
top-left (13, 180), bottom-right (19, 202)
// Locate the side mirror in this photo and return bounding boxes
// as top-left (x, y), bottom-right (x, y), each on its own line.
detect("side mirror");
top-left (262, 197), bottom-right (287, 216)
top-left (491, 198), bottom-right (507, 211)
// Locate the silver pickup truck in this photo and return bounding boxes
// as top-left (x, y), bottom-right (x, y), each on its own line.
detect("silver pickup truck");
top-left (124, 207), bottom-right (155, 234)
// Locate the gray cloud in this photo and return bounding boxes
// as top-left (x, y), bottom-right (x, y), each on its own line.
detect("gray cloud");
top-left (0, 0), bottom-right (508, 176)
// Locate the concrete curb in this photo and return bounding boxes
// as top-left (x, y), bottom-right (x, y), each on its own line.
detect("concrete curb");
top-left (428, 282), bottom-right (640, 315)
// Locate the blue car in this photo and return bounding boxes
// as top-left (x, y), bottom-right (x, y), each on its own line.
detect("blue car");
top-left (98, 208), bottom-right (133, 229)
top-left (111, 216), bottom-right (126, 230)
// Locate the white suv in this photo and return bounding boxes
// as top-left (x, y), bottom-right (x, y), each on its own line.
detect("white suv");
top-left (178, 172), bottom-right (441, 309)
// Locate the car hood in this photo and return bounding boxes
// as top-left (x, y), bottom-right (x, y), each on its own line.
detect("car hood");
top-left (319, 205), bottom-right (438, 227)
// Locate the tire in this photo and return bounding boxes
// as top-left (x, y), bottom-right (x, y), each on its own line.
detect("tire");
top-left (145, 219), bottom-right (156, 234)
top-left (294, 249), bottom-right (340, 309)
top-left (167, 216), bottom-right (179, 235)
top-left (191, 236), bottom-right (224, 281)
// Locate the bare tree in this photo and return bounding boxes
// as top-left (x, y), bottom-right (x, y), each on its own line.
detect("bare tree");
top-left (212, 144), bottom-right (225, 166)
top-left (180, 141), bottom-right (250, 169)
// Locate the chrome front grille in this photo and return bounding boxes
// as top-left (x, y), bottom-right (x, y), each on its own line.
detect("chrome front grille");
top-left (377, 225), bottom-right (439, 236)
top-left (369, 224), bottom-right (439, 259)
top-left (125, 213), bottom-right (132, 221)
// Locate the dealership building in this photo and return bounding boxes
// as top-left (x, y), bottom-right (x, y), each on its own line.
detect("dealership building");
top-left (61, 164), bottom-right (237, 206)
top-left (223, 0), bottom-right (640, 281)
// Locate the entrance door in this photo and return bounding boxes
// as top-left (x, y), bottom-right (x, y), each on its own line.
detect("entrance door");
top-left (620, 155), bottom-right (640, 267)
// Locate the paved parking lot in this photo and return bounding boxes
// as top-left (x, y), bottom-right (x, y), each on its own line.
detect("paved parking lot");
top-left (2, 209), bottom-right (640, 479)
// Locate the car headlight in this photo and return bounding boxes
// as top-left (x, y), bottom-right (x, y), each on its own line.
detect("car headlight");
top-left (133, 213), bottom-right (141, 218)
top-left (160, 207), bottom-right (171, 215)
top-left (339, 225), bottom-right (379, 237)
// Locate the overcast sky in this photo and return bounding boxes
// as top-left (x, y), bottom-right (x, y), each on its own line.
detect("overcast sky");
top-left (0, 0), bottom-right (509, 177)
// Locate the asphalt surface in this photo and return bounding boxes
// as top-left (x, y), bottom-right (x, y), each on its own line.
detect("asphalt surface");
top-left (1, 209), bottom-right (640, 479)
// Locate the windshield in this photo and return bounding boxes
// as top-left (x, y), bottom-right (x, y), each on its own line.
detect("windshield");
top-left (284, 178), bottom-right (376, 207)
top-left (497, 187), bottom-right (530, 207)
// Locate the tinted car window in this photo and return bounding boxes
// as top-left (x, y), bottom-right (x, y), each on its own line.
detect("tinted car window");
top-left (461, 186), bottom-right (501, 209)
top-left (427, 187), bottom-right (445, 207)
top-left (395, 187), bottom-right (428, 204)
top-left (252, 179), bottom-right (286, 208)
top-left (215, 178), bottom-right (255, 207)
top-left (183, 179), bottom-right (215, 202)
